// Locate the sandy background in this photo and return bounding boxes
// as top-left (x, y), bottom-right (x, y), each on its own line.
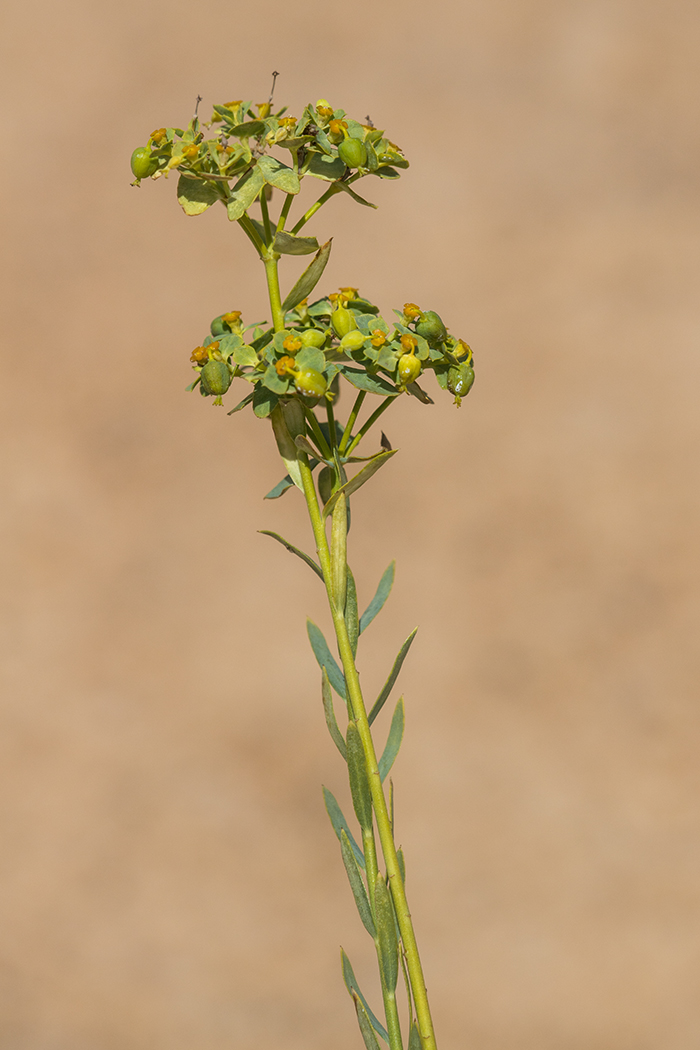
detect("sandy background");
top-left (2, 1), bottom-right (699, 1047)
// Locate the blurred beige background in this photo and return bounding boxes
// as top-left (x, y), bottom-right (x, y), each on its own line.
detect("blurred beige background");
top-left (2, 1), bottom-right (699, 1047)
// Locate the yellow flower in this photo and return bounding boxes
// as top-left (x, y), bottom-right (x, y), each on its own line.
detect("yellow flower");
top-left (403, 302), bottom-right (421, 321)
top-left (150, 128), bottom-right (167, 145)
top-left (371, 330), bottom-right (387, 348)
top-left (400, 334), bottom-right (418, 354)
top-left (282, 334), bottom-right (302, 354)
top-left (276, 355), bottom-right (296, 376)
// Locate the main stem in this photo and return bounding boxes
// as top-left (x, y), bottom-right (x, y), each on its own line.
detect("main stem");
top-left (298, 455), bottom-right (438, 1050)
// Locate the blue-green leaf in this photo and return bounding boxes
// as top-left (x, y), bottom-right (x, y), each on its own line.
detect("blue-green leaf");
top-left (374, 874), bottom-right (399, 993)
top-left (336, 181), bottom-right (377, 209)
top-left (252, 384), bottom-right (278, 418)
top-left (307, 152), bottom-right (346, 181)
top-left (228, 119), bottom-right (266, 139)
top-left (323, 788), bottom-right (365, 870)
top-left (340, 949), bottom-right (389, 1044)
top-left (378, 697), bottom-right (404, 782)
top-left (307, 620), bottom-right (346, 698)
top-left (281, 239), bottom-right (333, 313)
top-left (257, 155), bottom-right (300, 194)
top-left (323, 450), bottom-right (397, 520)
top-left (346, 723), bottom-right (373, 832)
top-left (353, 994), bottom-right (383, 1050)
top-left (368, 628), bottom-right (418, 726)
top-left (272, 231), bottom-right (319, 255)
top-left (176, 174), bottom-right (220, 216)
top-left (359, 561), bottom-right (395, 634)
top-left (409, 1022), bottom-right (423, 1050)
top-left (339, 367), bottom-right (399, 397)
top-left (340, 831), bottom-right (376, 938)
top-left (226, 167), bottom-right (265, 221)
top-left (321, 668), bottom-right (346, 760)
top-left (345, 567), bottom-right (359, 657)
top-left (263, 473), bottom-right (294, 499)
top-left (258, 531), bottom-right (323, 579)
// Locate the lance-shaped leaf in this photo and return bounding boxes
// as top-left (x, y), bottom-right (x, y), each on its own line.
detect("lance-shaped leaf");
top-left (339, 367), bottom-right (399, 397)
top-left (257, 155), bottom-right (300, 194)
top-left (406, 381), bottom-right (434, 404)
top-left (359, 561), bottom-right (395, 634)
top-left (322, 668), bottom-right (346, 760)
top-left (336, 180), bottom-right (378, 209)
top-left (307, 620), bottom-right (346, 698)
top-left (378, 697), bottom-right (405, 782)
top-left (397, 847), bottom-right (406, 886)
top-left (270, 403), bottom-right (303, 490)
top-left (340, 830), bottom-right (376, 938)
top-left (226, 391), bottom-right (254, 415)
top-left (374, 875), bottom-right (399, 994)
top-left (263, 473), bottom-right (294, 499)
top-left (346, 722), bottom-right (373, 832)
top-left (272, 230), bottom-right (319, 255)
top-left (281, 239), bottom-right (333, 313)
top-left (176, 174), bottom-right (220, 215)
top-left (323, 450), bottom-right (398, 519)
top-left (340, 949), bottom-right (389, 1044)
top-left (368, 628), bottom-right (418, 726)
top-left (409, 1022), bottom-right (424, 1050)
top-left (345, 567), bottom-right (359, 657)
top-left (226, 167), bottom-right (265, 221)
top-left (353, 994), bottom-right (383, 1050)
top-left (258, 531), bottom-right (323, 580)
top-left (323, 788), bottom-right (365, 871)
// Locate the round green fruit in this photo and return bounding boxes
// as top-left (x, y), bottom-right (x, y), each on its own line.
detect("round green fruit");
top-left (338, 137), bottom-right (367, 169)
top-left (294, 368), bottom-right (328, 399)
top-left (398, 354), bottom-right (422, 386)
top-left (415, 310), bottom-right (448, 346)
top-left (200, 360), bottom-right (232, 397)
top-left (339, 330), bottom-right (367, 351)
top-left (300, 329), bottom-right (326, 349)
top-left (331, 304), bottom-right (357, 339)
top-left (447, 364), bottom-right (475, 398)
top-left (130, 147), bottom-right (158, 180)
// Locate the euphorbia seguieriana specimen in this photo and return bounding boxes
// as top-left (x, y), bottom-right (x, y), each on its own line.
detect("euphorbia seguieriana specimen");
top-left (131, 91), bottom-right (474, 1050)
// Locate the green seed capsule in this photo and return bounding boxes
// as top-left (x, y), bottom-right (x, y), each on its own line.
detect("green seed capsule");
top-left (294, 368), bottom-right (328, 399)
top-left (339, 330), bottom-right (366, 351)
top-left (300, 329), bottom-right (326, 349)
top-left (200, 359), bottom-right (232, 397)
top-left (331, 304), bottom-right (357, 339)
top-left (338, 137), bottom-right (367, 169)
top-left (447, 364), bottom-right (475, 398)
top-left (415, 310), bottom-right (448, 346)
top-left (398, 353), bottom-right (422, 386)
top-left (130, 146), bottom-right (158, 180)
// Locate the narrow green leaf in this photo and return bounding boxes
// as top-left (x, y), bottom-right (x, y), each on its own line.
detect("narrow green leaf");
top-left (281, 239), bottom-right (333, 313)
top-left (359, 561), bottom-right (395, 634)
top-left (346, 722), bottom-right (373, 832)
top-left (353, 994), bottom-right (383, 1050)
top-left (378, 697), bottom-right (405, 782)
top-left (368, 628), bottom-right (418, 726)
top-left (374, 875), bottom-right (399, 994)
top-left (226, 390), bottom-right (254, 415)
top-left (321, 668), bottom-right (347, 760)
top-left (307, 620), bottom-right (346, 698)
top-left (270, 403), bottom-right (303, 490)
top-left (263, 473), bottom-right (294, 499)
top-left (323, 450), bottom-right (398, 520)
top-left (340, 949), bottom-right (389, 1044)
top-left (339, 366), bottom-right (399, 397)
top-left (406, 381), bottom-right (434, 404)
top-left (345, 567), bottom-right (359, 657)
top-left (323, 788), bottom-right (365, 871)
top-left (397, 847), bottom-right (406, 886)
top-left (340, 831), bottom-right (376, 938)
top-left (257, 155), bottom-right (300, 194)
top-left (258, 531), bottom-right (323, 580)
top-left (408, 1022), bottom-right (424, 1050)
top-left (272, 231), bottom-right (319, 255)
top-left (336, 180), bottom-right (378, 209)
top-left (226, 167), bottom-right (265, 221)
top-left (176, 174), bottom-right (220, 215)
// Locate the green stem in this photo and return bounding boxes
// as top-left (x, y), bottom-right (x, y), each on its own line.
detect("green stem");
top-left (297, 455), bottom-right (438, 1050)
top-left (265, 256), bottom-right (286, 332)
top-left (339, 391), bottom-right (366, 455)
top-left (237, 213), bottom-right (264, 257)
top-left (302, 405), bottom-right (332, 461)
top-left (325, 399), bottom-right (338, 454)
top-left (260, 190), bottom-right (273, 246)
top-left (276, 192), bottom-right (295, 233)
top-left (291, 184), bottom-right (340, 234)
top-left (346, 396), bottom-right (395, 455)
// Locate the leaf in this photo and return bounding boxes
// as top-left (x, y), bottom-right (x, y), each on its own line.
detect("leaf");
top-left (409, 1022), bottom-right (424, 1050)
top-left (258, 531), bottom-right (323, 580)
top-left (378, 697), bottom-right (404, 782)
top-left (323, 788), bottom-right (365, 871)
top-left (226, 391), bottom-right (254, 415)
top-left (374, 874), bottom-right (399, 994)
top-left (272, 231), bottom-right (319, 256)
top-left (339, 367), bottom-right (399, 397)
top-left (263, 474), bottom-right (294, 499)
top-left (406, 381), bottom-right (434, 404)
top-left (353, 994), bottom-right (383, 1050)
top-left (340, 831), bottom-right (376, 938)
top-left (368, 628), bottom-right (418, 726)
top-left (176, 174), bottom-right (220, 216)
top-left (397, 847), bottom-right (406, 886)
top-left (336, 181), bottom-right (377, 209)
top-left (323, 450), bottom-right (398, 519)
top-left (359, 561), bottom-right (395, 634)
top-left (270, 403), bottom-right (302, 490)
top-left (307, 620), bottom-right (346, 699)
top-left (257, 155), bottom-right (300, 194)
top-left (321, 668), bottom-right (347, 759)
top-left (345, 567), bottom-right (359, 657)
top-left (281, 239), bottom-right (333, 313)
top-left (226, 167), bottom-right (265, 221)
top-left (347, 722), bottom-right (373, 832)
top-left (294, 435), bottom-right (322, 460)
top-left (340, 949), bottom-right (389, 1044)
top-left (307, 152), bottom-right (347, 181)
top-left (228, 119), bottom-right (266, 138)
top-left (252, 383), bottom-right (278, 418)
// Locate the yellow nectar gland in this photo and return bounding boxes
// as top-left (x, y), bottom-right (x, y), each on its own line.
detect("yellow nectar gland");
top-left (182, 143), bottom-right (200, 159)
top-left (329, 119), bottom-right (348, 136)
top-left (455, 339), bottom-right (473, 362)
top-left (403, 303), bottom-right (421, 321)
top-left (222, 311), bottom-right (242, 325)
top-left (276, 355), bottom-right (297, 377)
top-left (400, 334), bottom-right (418, 354)
top-left (282, 335), bottom-right (302, 354)
top-left (371, 330), bottom-right (387, 348)
top-left (279, 116), bottom-right (297, 129)
top-left (338, 286), bottom-right (359, 299)
top-left (150, 128), bottom-right (167, 144)
top-left (225, 101), bottom-right (242, 110)
top-left (190, 346), bottom-right (209, 364)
